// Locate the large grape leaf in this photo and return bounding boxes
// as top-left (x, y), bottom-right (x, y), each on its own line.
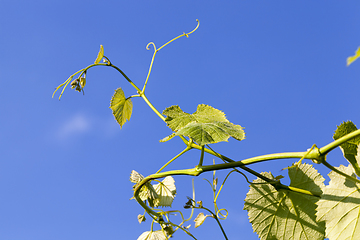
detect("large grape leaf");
top-left (316, 164), bottom-right (360, 240)
top-left (333, 121), bottom-right (360, 176)
top-left (244, 162), bottom-right (325, 240)
top-left (347, 46), bottom-right (360, 66)
top-left (162, 104), bottom-right (245, 146)
top-left (110, 88), bottom-right (133, 129)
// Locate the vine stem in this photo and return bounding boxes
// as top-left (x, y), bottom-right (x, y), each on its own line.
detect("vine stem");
top-left (142, 19), bottom-right (200, 93)
top-left (320, 128), bottom-right (360, 154)
top-left (321, 160), bottom-right (360, 184)
top-left (198, 146), bottom-right (205, 167)
top-left (197, 206), bottom-right (228, 240)
top-left (55, 21), bottom-right (360, 236)
top-left (133, 168), bottom-right (203, 219)
top-left (155, 146), bottom-right (192, 174)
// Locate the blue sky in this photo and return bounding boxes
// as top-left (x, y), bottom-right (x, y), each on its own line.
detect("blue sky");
top-left (1, 1), bottom-right (360, 239)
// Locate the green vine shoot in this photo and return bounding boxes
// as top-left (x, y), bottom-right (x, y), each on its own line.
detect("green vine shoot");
top-left (53, 20), bottom-right (360, 240)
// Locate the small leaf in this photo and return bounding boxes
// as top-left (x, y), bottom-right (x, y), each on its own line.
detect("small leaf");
top-left (316, 164), bottom-right (360, 240)
top-left (94, 45), bottom-right (104, 64)
top-left (137, 230), bottom-right (166, 240)
top-left (347, 46), bottom-right (360, 66)
top-left (137, 214), bottom-right (146, 224)
top-left (79, 77), bottom-right (86, 88)
top-left (333, 121), bottom-right (360, 176)
top-left (194, 212), bottom-right (209, 228)
top-left (244, 163), bottom-right (325, 240)
top-left (152, 176), bottom-right (176, 207)
top-left (130, 170), bottom-right (158, 207)
top-left (130, 170), bottom-right (144, 184)
top-left (274, 175), bottom-right (284, 180)
top-left (110, 88), bottom-right (133, 128)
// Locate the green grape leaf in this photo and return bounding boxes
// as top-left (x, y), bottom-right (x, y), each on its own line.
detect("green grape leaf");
top-left (175, 121), bottom-right (244, 146)
top-left (94, 45), bottom-right (104, 64)
top-left (137, 230), bottom-right (166, 240)
top-left (244, 162), bottom-right (325, 240)
top-left (333, 121), bottom-right (360, 176)
top-left (316, 164), bottom-right (360, 240)
top-left (130, 170), bottom-right (158, 208)
top-left (162, 104), bottom-right (245, 146)
top-left (194, 212), bottom-right (210, 228)
top-left (162, 105), bottom-right (195, 131)
top-left (110, 88), bottom-right (133, 129)
top-left (347, 46), bottom-right (360, 66)
top-left (152, 176), bottom-right (176, 207)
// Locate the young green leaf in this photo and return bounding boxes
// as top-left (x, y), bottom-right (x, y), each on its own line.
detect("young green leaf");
top-left (244, 163), bottom-right (325, 240)
top-left (347, 46), bottom-right (360, 66)
top-left (194, 212), bottom-right (210, 228)
top-left (130, 170), bottom-right (145, 184)
top-left (162, 104), bottom-right (245, 146)
top-left (152, 176), bottom-right (176, 207)
top-left (137, 230), bottom-right (166, 240)
top-left (94, 45), bottom-right (104, 64)
top-left (333, 121), bottom-right (360, 176)
top-left (110, 88), bottom-right (133, 129)
top-left (130, 170), bottom-right (159, 208)
top-left (316, 164), bottom-right (360, 240)
top-left (137, 214), bottom-right (146, 224)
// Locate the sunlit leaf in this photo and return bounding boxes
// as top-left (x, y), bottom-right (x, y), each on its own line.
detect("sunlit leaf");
top-left (175, 121), bottom-right (244, 146)
top-left (316, 164), bottom-right (360, 240)
top-left (130, 170), bottom-right (158, 207)
top-left (94, 45), bottom-right (104, 64)
top-left (162, 104), bottom-right (245, 145)
top-left (162, 105), bottom-right (194, 131)
top-left (244, 162), bottom-right (325, 240)
top-left (152, 176), bottom-right (176, 207)
top-left (137, 214), bottom-right (146, 224)
top-left (130, 170), bottom-right (144, 184)
top-left (347, 46), bottom-right (360, 66)
top-left (137, 230), bottom-right (166, 240)
top-left (194, 212), bottom-right (210, 228)
top-left (333, 121), bottom-right (360, 176)
top-left (110, 88), bottom-right (133, 128)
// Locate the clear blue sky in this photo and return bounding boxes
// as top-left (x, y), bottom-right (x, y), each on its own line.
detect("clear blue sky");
top-left (1, 1), bottom-right (360, 239)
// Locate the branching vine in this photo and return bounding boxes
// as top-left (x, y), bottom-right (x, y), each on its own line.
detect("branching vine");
top-left (53, 20), bottom-right (360, 240)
